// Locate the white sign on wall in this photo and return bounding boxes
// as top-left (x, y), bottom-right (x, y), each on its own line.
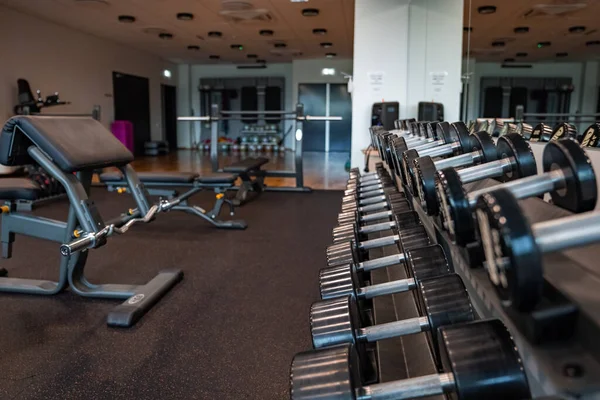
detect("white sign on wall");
top-left (429, 71), bottom-right (448, 95)
top-left (367, 71), bottom-right (385, 94)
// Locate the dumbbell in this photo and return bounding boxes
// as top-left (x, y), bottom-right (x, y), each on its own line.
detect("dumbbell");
top-left (399, 122), bottom-right (473, 190)
top-left (520, 122), bottom-right (534, 140)
top-left (327, 223), bottom-right (429, 268)
top-left (434, 132), bottom-right (537, 229)
top-left (340, 190), bottom-right (407, 216)
top-left (338, 199), bottom-right (413, 226)
top-left (290, 319), bottom-right (531, 400)
top-left (438, 138), bottom-right (597, 246)
top-left (320, 243), bottom-right (450, 300)
top-left (580, 122), bottom-right (600, 148)
top-left (477, 188), bottom-right (600, 311)
top-left (343, 182), bottom-right (397, 202)
top-left (333, 207), bottom-right (418, 244)
top-left (530, 122), bottom-right (576, 142)
top-left (413, 131), bottom-right (497, 215)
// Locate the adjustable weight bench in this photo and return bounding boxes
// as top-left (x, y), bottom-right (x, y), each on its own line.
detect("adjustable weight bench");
top-left (223, 156), bottom-right (269, 206)
top-left (0, 115), bottom-right (183, 327)
top-left (99, 170), bottom-right (247, 230)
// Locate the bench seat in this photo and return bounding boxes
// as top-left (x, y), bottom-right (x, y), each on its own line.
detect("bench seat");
top-left (99, 171), bottom-right (236, 185)
top-left (223, 157), bottom-right (269, 173)
top-left (0, 178), bottom-right (40, 200)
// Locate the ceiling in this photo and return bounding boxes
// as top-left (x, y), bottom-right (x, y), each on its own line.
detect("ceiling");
top-left (463, 0), bottom-right (600, 63)
top-left (0, 0), bottom-right (355, 64)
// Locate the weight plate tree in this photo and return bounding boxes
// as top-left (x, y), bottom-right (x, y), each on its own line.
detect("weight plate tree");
top-left (439, 138), bottom-right (597, 246)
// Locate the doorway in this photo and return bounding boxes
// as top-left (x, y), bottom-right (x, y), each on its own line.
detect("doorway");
top-left (298, 83), bottom-right (352, 152)
top-left (161, 84), bottom-right (177, 149)
top-left (113, 71), bottom-right (151, 156)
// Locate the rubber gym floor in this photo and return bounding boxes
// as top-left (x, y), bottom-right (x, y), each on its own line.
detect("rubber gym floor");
top-left (0, 188), bottom-right (341, 399)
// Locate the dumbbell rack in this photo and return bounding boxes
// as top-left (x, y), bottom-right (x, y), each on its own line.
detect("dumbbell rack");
top-left (372, 155), bottom-right (600, 398)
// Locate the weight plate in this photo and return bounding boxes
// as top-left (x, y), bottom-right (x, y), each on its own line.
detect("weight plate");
top-left (418, 122), bottom-right (428, 138)
top-left (290, 344), bottom-right (359, 400)
top-left (496, 133), bottom-right (537, 182)
top-left (550, 123), bottom-right (577, 141)
top-left (402, 149), bottom-right (421, 193)
top-left (475, 189), bottom-right (543, 311)
top-left (543, 139), bottom-right (597, 212)
top-left (415, 156), bottom-right (440, 215)
top-left (531, 123), bottom-right (551, 142)
top-left (438, 320), bottom-right (531, 400)
top-left (476, 119), bottom-right (489, 133)
top-left (470, 131), bottom-right (498, 163)
top-left (519, 122), bottom-right (534, 140)
top-left (580, 123), bottom-right (600, 147)
top-left (319, 264), bottom-right (359, 300)
top-left (408, 122), bottom-right (419, 136)
top-left (311, 295), bottom-right (359, 348)
top-left (399, 225), bottom-right (431, 252)
top-left (405, 244), bottom-right (451, 281)
top-left (436, 121), bottom-right (452, 143)
top-left (426, 121), bottom-right (440, 139)
top-left (435, 168), bottom-right (474, 245)
top-left (417, 274), bottom-right (475, 367)
top-left (449, 122), bottom-right (472, 155)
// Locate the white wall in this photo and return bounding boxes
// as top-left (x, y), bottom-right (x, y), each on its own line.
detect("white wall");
top-left (352, 0), bottom-right (410, 168)
top-left (291, 58), bottom-right (354, 107)
top-left (0, 6), bottom-right (176, 141)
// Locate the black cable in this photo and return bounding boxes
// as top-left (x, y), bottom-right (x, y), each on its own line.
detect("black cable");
top-left (364, 144), bottom-right (372, 172)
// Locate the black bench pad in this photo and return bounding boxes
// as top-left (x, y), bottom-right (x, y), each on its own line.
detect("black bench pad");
top-left (223, 157), bottom-right (269, 173)
top-left (0, 116), bottom-right (134, 172)
top-left (99, 171), bottom-right (236, 185)
top-left (0, 178), bottom-right (40, 201)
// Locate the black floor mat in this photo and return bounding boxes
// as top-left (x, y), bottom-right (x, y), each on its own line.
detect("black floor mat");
top-left (0, 188), bottom-right (341, 399)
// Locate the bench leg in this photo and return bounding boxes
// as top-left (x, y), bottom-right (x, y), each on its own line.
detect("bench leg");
top-left (171, 204), bottom-right (247, 230)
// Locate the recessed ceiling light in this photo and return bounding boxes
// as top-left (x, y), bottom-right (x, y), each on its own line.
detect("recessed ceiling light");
top-left (274, 43), bottom-right (287, 48)
top-left (463, 27), bottom-right (473, 32)
top-left (176, 12), bottom-right (194, 21)
top-left (586, 40), bottom-right (600, 46)
top-left (159, 32), bottom-right (173, 40)
top-left (313, 28), bottom-right (327, 35)
top-left (569, 26), bottom-right (586, 34)
top-left (516, 52), bottom-right (528, 57)
top-left (302, 8), bottom-right (319, 17)
top-left (537, 41), bottom-right (551, 48)
top-left (491, 41), bottom-right (505, 47)
top-left (209, 55), bottom-right (220, 60)
top-left (514, 26), bottom-right (529, 34)
top-left (118, 15), bottom-right (136, 23)
top-left (230, 44), bottom-right (244, 50)
top-left (187, 45), bottom-right (200, 51)
top-left (325, 52), bottom-right (336, 58)
top-left (208, 31), bottom-right (223, 38)
top-left (247, 54), bottom-right (258, 58)
top-left (260, 29), bottom-right (274, 36)
top-left (503, 58), bottom-right (515, 62)
top-left (478, 5), bottom-right (497, 14)
top-left (556, 52), bottom-right (568, 57)
top-left (320, 42), bottom-right (333, 48)
top-left (257, 59), bottom-right (266, 64)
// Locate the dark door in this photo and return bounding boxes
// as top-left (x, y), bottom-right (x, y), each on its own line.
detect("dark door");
top-left (298, 84), bottom-right (327, 151)
top-left (113, 71), bottom-right (151, 156)
top-left (162, 84), bottom-right (177, 149)
top-left (329, 84), bottom-right (352, 152)
top-left (509, 87), bottom-right (528, 118)
top-left (482, 86), bottom-right (503, 117)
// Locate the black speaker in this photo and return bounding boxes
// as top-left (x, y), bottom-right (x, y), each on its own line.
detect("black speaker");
top-left (371, 102), bottom-right (399, 130)
top-left (418, 102), bottom-right (444, 121)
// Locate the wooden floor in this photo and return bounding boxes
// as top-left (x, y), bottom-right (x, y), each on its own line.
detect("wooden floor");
top-left (131, 150), bottom-right (351, 190)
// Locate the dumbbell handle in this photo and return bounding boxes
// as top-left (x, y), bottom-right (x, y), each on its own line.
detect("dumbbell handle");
top-left (357, 316), bottom-right (429, 342)
top-left (412, 138), bottom-right (445, 152)
top-left (357, 372), bottom-right (455, 400)
top-left (358, 194), bottom-right (388, 206)
top-left (434, 150), bottom-right (483, 171)
top-left (357, 253), bottom-right (405, 272)
top-left (358, 234), bottom-right (399, 250)
top-left (356, 276), bottom-right (415, 299)
top-left (534, 210), bottom-right (600, 253)
top-left (468, 169), bottom-right (565, 208)
top-left (418, 141), bottom-right (459, 158)
top-left (358, 201), bottom-right (389, 213)
top-left (360, 210), bottom-right (392, 222)
top-left (458, 157), bottom-right (513, 184)
top-left (360, 220), bottom-right (396, 234)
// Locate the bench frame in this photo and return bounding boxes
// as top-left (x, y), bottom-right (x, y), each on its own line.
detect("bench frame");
top-left (0, 146), bottom-right (183, 327)
top-left (103, 179), bottom-right (247, 230)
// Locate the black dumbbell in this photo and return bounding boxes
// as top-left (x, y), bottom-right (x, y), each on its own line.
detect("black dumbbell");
top-left (290, 319), bottom-right (531, 400)
top-left (434, 132), bottom-right (537, 229)
top-left (320, 244), bottom-right (450, 300)
top-left (530, 122), bottom-right (577, 142)
top-left (333, 208), bottom-right (424, 246)
top-left (439, 138), bottom-right (597, 246)
top-left (579, 123), bottom-right (600, 148)
top-left (327, 223), bottom-right (429, 268)
top-left (310, 274), bottom-right (474, 359)
top-left (476, 188), bottom-right (600, 311)
top-left (399, 122), bottom-right (473, 190)
top-left (413, 131), bottom-right (497, 215)
top-left (340, 190), bottom-right (407, 216)
top-left (342, 183), bottom-right (397, 203)
top-left (520, 122), bottom-right (534, 140)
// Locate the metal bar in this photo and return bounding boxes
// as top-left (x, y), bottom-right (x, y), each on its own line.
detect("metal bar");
top-left (357, 277), bottom-right (416, 299)
top-left (304, 115), bottom-right (343, 121)
top-left (534, 211), bottom-right (600, 254)
top-left (458, 158), bottom-right (512, 184)
top-left (220, 110), bottom-right (296, 115)
top-left (523, 113), bottom-right (600, 117)
top-left (177, 116), bottom-right (211, 121)
top-left (358, 316), bottom-right (429, 342)
top-left (433, 151), bottom-right (478, 171)
top-left (325, 84), bottom-right (331, 153)
top-left (358, 373), bottom-right (454, 400)
top-left (210, 104), bottom-right (219, 172)
top-left (295, 103), bottom-right (305, 188)
top-left (357, 253), bottom-right (405, 272)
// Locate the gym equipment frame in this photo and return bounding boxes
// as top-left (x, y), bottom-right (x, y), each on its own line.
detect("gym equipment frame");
top-left (178, 103), bottom-right (342, 193)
